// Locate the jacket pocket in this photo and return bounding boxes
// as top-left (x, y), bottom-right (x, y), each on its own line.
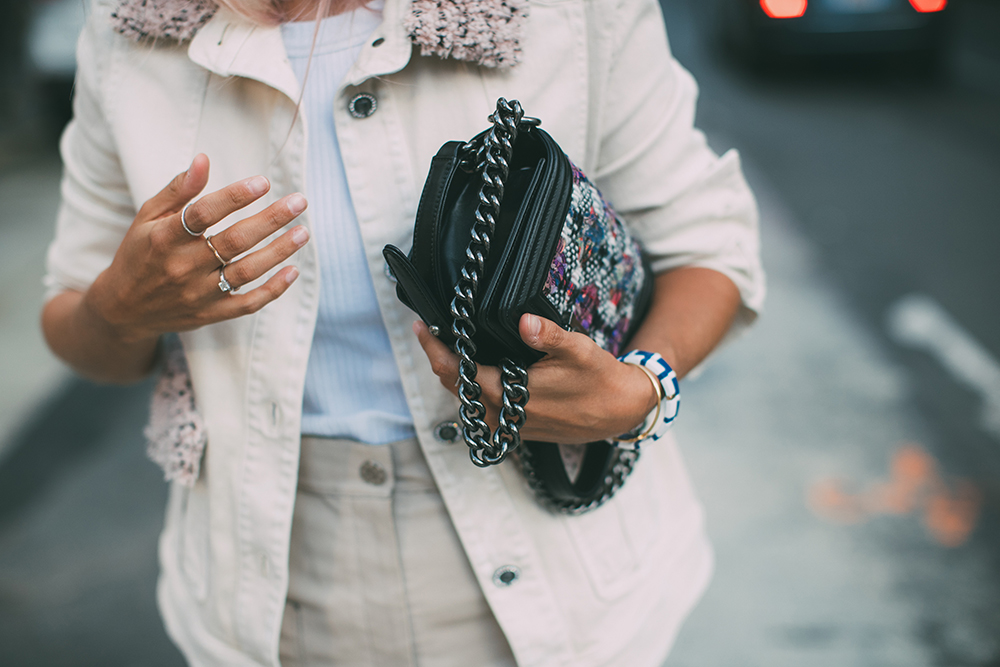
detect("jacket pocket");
top-left (562, 463), bottom-right (665, 601)
top-left (176, 480), bottom-right (211, 602)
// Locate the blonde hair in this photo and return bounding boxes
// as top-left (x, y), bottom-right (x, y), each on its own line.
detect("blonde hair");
top-left (215, 0), bottom-right (367, 25)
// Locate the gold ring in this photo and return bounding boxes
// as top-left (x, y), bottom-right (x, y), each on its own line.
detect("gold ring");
top-left (205, 235), bottom-right (228, 267)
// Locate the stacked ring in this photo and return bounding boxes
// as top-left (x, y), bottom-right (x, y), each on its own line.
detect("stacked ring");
top-left (218, 267), bottom-right (236, 294)
top-left (205, 235), bottom-right (228, 267)
top-left (180, 202), bottom-right (200, 237)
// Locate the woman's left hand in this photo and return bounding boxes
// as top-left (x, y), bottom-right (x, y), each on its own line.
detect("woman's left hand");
top-left (414, 313), bottom-right (658, 444)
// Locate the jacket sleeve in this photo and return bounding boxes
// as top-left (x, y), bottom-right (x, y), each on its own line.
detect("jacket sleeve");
top-left (44, 0), bottom-right (136, 301)
top-left (590, 0), bottom-right (765, 336)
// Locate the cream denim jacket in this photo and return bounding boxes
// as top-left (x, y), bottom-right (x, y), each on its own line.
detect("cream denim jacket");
top-left (47, 0), bottom-right (765, 664)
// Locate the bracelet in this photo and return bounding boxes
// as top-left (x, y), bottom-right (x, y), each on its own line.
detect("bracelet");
top-left (610, 350), bottom-right (680, 449)
top-left (613, 364), bottom-right (663, 444)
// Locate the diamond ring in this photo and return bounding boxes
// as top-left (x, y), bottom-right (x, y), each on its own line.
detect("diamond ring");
top-left (218, 266), bottom-right (236, 294)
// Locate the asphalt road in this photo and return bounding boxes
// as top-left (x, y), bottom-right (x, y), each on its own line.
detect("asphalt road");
top-left (659, 0), bottom-right (1000, 663)
top-left (0, 1), bottom-right (998, 665)
top-left (663, 0), bottom-right (1000, 484)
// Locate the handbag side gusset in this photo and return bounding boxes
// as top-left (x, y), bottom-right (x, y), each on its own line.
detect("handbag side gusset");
top-left (540, 160), bottom-right (651, 357)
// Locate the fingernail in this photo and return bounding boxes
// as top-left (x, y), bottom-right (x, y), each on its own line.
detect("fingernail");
top-left (291, 226), bottom-right (309, 246)
top-left (247, 176), bottom-right (269, 196)
top-left (287, 193), bottom-right (307, 215)
top-left (525, 313), bottom-right (541, 339)
top-left (285, 267), bottom-right (299, 284)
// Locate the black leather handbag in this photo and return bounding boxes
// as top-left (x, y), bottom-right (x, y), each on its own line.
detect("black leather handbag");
top-left (383, 99), bottom-right (653, 513)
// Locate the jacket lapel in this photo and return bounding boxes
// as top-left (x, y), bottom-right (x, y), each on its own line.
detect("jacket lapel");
top-left (187, 6), bottom-right (301, 102)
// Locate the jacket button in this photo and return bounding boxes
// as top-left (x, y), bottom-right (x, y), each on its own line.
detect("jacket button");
top-left (348, 92), bottom-right (377, 119)
top-left (360, 460), bottom-right (388, 485)
top-left (492, 565), bottom-right (520, 587)
top-left (434, 421), bottom-right (461, 443)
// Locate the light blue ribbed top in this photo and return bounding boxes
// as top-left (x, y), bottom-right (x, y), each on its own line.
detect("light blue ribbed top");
top-left (282, 7), bottom-right (415, 444)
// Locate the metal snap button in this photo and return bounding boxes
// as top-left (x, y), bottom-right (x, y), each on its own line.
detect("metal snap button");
top-left (348, 92), bottom-right (377, 119)
top-left (360, 460), bottom-right (388, 486)
top-left (492, 565), bottom-right (520, 587)
top-left (434, 421), bottom-right (461, 443)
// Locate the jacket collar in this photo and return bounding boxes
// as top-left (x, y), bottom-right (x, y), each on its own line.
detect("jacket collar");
top-left (183, 0), bottom-right (413, 97)
top-left (111, 0), bottom-right (527, 69)
top-left (186, 5), bottom-right (303, 101)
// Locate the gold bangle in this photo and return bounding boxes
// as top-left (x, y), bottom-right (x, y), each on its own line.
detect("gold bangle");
top-left (614, 363), bottom-right (664, 444)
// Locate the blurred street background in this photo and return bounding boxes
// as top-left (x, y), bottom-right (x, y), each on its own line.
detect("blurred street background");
top-left (0, 0), bottom-right (998, 665)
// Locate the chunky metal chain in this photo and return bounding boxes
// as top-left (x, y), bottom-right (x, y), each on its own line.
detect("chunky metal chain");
top-left (448, 99), bottom-right (638, 513)
top-left (450, 98), bottom-right (531, 467)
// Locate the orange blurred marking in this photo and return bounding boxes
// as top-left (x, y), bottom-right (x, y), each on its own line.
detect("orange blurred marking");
top-left (808, 443), bottom-right (981, 547)
top-left (868, 445), bottom-right (934, 515)
top-left (923, 480), bottom-right (980, 547)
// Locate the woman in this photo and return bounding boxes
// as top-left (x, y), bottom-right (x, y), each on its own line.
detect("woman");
top-left (42, 0), bottom-right (764, 664)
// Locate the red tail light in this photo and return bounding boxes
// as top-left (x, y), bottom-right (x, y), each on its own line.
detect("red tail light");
top-left (909, 0), bottom-right (946, 11)
top-left (760, 0), bottom-right (807, 18)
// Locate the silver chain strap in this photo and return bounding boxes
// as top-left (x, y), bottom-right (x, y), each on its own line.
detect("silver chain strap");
top-left (450, 98), bottom-right (531, 467)
top-left (449, 99), bottom-right (640, 513)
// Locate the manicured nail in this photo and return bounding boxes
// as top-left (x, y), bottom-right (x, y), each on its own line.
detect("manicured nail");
top-left (524, 313), bottom-right (541, 339)
top-left (291, 226), bottom-right (309, 246)
top-left (285, 267), bottom-right (299, 284)
top-left (247, 176), bottom-right (269, 195)
top-left (287, 193), bottom-right (307, 214)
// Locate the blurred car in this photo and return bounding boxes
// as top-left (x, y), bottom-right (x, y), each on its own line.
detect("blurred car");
top-left (723, 0), bottom-right (951, 62)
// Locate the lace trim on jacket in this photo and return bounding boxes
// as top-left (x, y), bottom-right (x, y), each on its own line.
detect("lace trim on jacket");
top-left (145, 336), bottom-right (206, 487)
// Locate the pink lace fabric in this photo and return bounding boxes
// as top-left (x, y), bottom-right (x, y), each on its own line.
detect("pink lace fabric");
top-left (144, 339), bottom-right (206, 487)
top-left (110, 0), bottom-right (526, 69)
top-left (404, 0), bottom-right (528, 68)
top-left (111, 0), bottom-right (218, 43)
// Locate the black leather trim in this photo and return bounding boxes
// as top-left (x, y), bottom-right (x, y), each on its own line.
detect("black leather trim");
top-left (383, 244), bottom-right (456, 346)
top-left (521, 440), bottom-right (619, 501)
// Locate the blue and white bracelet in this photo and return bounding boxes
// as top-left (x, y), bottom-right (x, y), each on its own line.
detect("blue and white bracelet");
top-left (610, 350), bottom-right (680, 450)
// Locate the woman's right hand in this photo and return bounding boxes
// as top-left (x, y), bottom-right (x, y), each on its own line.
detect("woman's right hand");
top-left (85, 154), bottom-right (310, 344)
